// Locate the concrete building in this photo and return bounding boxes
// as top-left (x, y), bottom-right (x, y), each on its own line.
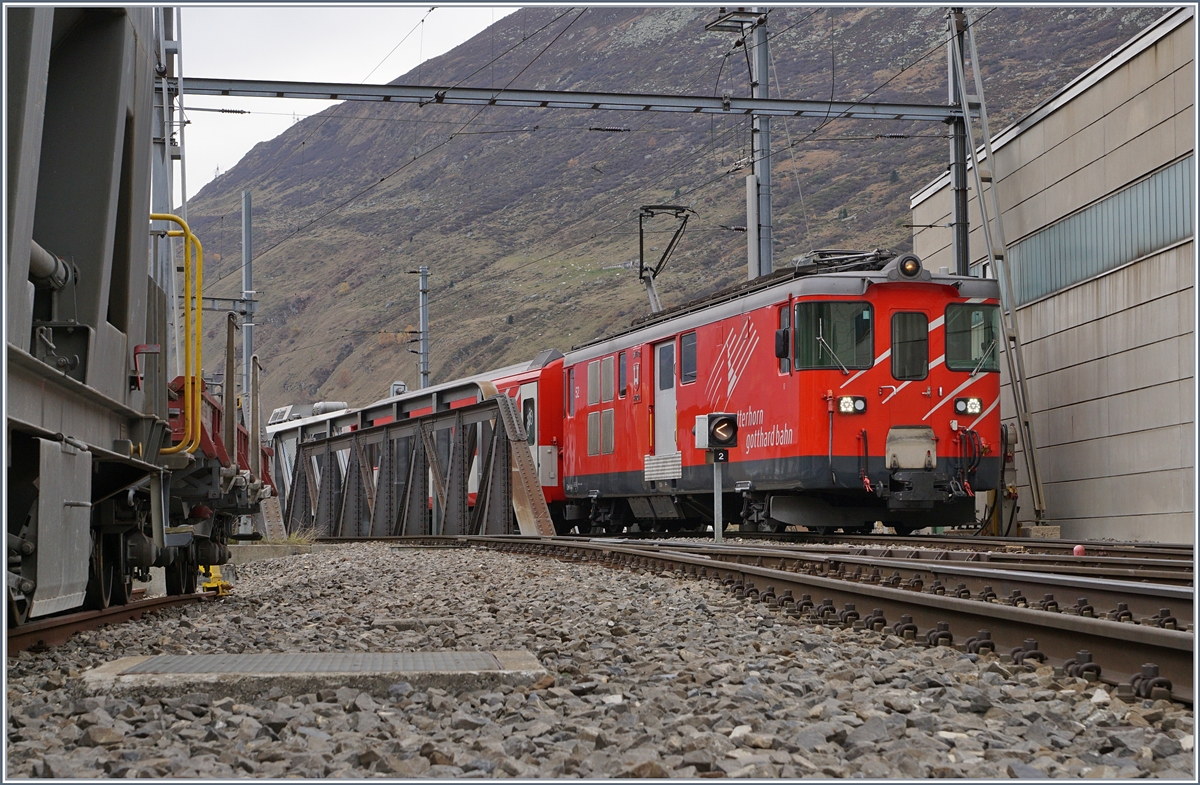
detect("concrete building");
top-left (910, 8), bottom-right (1195, 543)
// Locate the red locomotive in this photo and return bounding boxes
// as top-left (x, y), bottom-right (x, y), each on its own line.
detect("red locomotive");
top-left (490, 250), bottom-right (1002, 535)
top-left (272, 250), bottom-right (1003, 535)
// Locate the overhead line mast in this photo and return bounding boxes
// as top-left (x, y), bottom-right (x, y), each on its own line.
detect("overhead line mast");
top-left (706, 7), bottom-right (774, 280)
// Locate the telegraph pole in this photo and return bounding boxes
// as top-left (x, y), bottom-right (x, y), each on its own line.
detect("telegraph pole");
top-left (241, 191), bottom-right (255, 400)
top-left (417, 266), bottom-right (430, 388)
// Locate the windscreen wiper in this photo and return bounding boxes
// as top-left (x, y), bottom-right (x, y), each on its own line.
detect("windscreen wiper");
top-left (817, 320), bottom-right (850, 375)
top-left (970, 338), bottom-right (997, 377)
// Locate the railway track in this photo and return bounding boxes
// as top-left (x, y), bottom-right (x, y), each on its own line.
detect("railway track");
top-left (7, 592), bottom-right (216, 655)
top-left (381, 535), bottom-right (1193, 704)
top-left (580, 530), bottom-right (1197, 561)
top-left (598, 539), bottom-right (1196, 585)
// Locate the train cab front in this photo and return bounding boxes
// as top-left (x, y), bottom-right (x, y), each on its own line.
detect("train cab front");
top-left (770, 252), bottom-right (1005, 534)
top-left (864, 255), bottom-right (1005, 529)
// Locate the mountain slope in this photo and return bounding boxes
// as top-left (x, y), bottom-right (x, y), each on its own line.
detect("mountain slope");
top-left (184, 6), bottom-right (1165, 411)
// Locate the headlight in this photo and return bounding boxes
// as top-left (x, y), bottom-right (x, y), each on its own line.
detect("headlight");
top-left (954, 397), bottom-right (983, 415)
top-left (838, 396), bottom-right (866, 414)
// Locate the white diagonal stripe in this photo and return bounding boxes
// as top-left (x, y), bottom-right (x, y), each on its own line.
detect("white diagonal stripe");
top-left (725, 331), bottom-right (759, 404)
top-left (968, 397), bottom-right (999, 430)
top-left (840, 348), bottom-right (890, 389)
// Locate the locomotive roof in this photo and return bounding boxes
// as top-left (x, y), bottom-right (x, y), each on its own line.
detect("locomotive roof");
top-left (565, 251), bottom-right (1000, 363)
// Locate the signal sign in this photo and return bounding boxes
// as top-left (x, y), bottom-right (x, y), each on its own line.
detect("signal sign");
top-left (707, 413), bottom-right (738, 449)
top-left (695, 413), bottom-right (738, 450)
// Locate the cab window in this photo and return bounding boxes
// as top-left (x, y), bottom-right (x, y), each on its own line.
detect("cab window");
top-left (946, 304), bottom-right (1000, 373)
top-left (891, 312), bottom-right (928, 381)
top-left (680, 332), bottom-right (697, 384)
top-left (795, 302), bottom-right (873, 370)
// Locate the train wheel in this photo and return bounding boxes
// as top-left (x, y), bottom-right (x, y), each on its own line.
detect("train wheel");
top-left (105, 533), bottom-right (132, 606)
top-left (84, 531), bottom-right (113, 610)
top-left (8, 590), bottom-right (29, 627)
top-left (165, 558), bottom-right (197, 595)
top-left (8, 494), bottom-right (37, 626)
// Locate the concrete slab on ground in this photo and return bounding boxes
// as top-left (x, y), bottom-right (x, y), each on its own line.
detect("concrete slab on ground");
top-left (79, 650), bottom-right (546, 701)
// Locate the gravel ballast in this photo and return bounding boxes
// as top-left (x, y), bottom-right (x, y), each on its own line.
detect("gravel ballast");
top-left (5, 542), bottom-right (1195, 778)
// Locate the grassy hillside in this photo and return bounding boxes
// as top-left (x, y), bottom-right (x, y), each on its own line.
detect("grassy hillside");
top-left (184, 6), bottom-right (1165, 412)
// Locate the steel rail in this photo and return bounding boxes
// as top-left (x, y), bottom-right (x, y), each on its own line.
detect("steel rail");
top-left (7, 592), bottom-right (216, 654)
top-left (609, 542), bottom-right (1190, 578)
top-left (327, 532), bottom-right (1195, 560)
top-left (175, 77), bottom-right (963, 122)
top-left (379, 535), bottom-right (1193, 702)
top-left (653, 544), bottom-right (1194, 623)
top-left (735, 531), bottom-right (1196, 560)
top-left (634, 541), bottom-right (1195, 584)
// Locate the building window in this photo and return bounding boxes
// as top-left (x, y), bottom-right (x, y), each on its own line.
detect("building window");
top-left (891, 312), bottom-right (929, 381)
top-left (1008, 155), bottom-right (1194, 305)
top-left (795, 302), bottom-right (873, 370)
top-left (945, 304), bottom-right (1000, 373)
top-left (680, 331), bottom-right (697, 384)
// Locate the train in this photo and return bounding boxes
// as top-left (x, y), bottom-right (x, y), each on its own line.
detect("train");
top-left (269, 249), bottom-right (1007, 536)
top-left (7, 8), bottom-right (273, 625)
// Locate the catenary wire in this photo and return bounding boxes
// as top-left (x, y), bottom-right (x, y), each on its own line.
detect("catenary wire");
top-left (204, 8), bottom-right (587, 294)
top-left (192, 7), bottom-right (574, 254)
top-left (250, 10), bottom-right (992, 364)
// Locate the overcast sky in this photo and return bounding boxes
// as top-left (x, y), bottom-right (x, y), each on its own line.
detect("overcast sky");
top-left (179, 6), bottom-right (517, 199)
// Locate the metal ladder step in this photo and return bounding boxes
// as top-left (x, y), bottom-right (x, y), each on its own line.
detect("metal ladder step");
top-left (492, 394), bottom-right (555, 536)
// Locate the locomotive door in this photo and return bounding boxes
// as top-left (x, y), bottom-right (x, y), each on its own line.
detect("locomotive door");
top-left (652, 340), bottom-right (677, 455)
top-left (518, 382), bottom-right (539, 472)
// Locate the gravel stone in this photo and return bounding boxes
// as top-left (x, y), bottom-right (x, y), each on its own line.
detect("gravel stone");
top-left (846, 716), bottom-right (889, 745)
top-left (5, 541), bottom-right (1194, 778)
top-left (79, 726), bottom-right (125, 747)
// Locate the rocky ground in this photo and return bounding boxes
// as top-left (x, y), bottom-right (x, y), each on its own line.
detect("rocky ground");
top-left (5, 543), bottom-right (1196, 778)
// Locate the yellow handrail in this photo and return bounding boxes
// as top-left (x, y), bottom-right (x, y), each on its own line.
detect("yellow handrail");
top-left (151, 214), bottom-right (203, 454)
top-left (173, 228), bottom-right (204, 454)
